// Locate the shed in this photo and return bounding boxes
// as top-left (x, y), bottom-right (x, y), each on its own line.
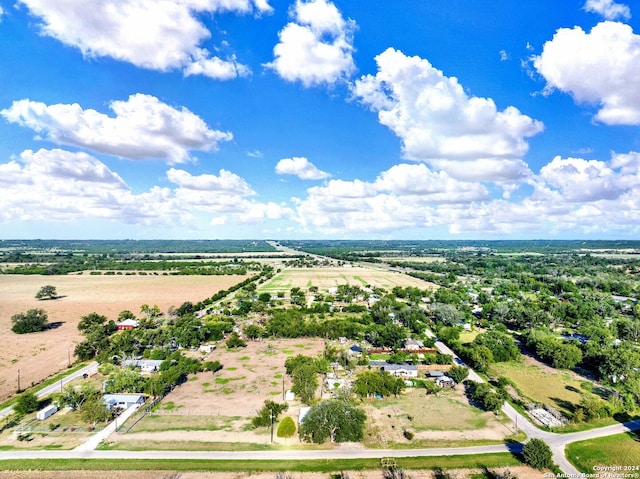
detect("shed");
top-left (428, 371), bottom-right (444, 378)
top-left (36, 404), bottom-right (58, 421)
top-left (436, 376), bottom-right (455, 388)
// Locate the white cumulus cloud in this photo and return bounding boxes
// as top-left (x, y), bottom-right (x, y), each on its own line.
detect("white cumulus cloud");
top-left (275, 157), bottom-right (331, 180)
top-left (266, 0), bottom-right (356, 87)
top-left (16, 0), bottom-right (268, 79)
top-left (1, 94), bottom-right (233, 164)
top-left (533, 21), bottom-right (640, 125)
top-left (352, 48), bottom-right (543, 181)
top-left (584, 0), bottom-right (631, 20)
top-left (0, 148), bottom-right (292, 228)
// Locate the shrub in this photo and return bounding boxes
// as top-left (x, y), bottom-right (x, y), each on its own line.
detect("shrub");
top-left (277, 416), bottom-right (296, 438)
top-left (522, 438), bottom-right (553, 470)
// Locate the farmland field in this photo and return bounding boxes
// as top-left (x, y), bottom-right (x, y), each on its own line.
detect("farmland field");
top-left (258, 266), bottom-right (437, 294)
top-left (0, 274), bottom-right (248, 401)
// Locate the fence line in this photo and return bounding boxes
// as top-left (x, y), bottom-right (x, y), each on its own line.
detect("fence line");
top-left (149, 409), bottom-right (221, 416)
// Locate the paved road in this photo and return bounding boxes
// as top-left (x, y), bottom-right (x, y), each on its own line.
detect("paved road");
top-left (0, 443), bottom-right (517, 461)
top-left (0, 362), bottom-right (99, 419)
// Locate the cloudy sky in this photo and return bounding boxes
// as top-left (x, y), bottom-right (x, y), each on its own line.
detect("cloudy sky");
top-left (1, 0), bottom-right (639, 240)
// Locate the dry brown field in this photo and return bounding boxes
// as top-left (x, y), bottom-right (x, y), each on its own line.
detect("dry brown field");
top-left (259, 267), bottom-right (436, 294)
top-left (0, 274), bottom-right (248, 401)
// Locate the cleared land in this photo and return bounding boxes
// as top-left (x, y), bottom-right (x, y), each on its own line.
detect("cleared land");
top-left (259, 266), bottom-right (436, 294)
top-left (112, 338), bottom-right (324, 448)
top-left (490, 361), bottom-right (586, 416)
top-left (363, 388), bottom-right (512, 447)
top-left (0, 274), bottom-right (247, 401)
top-left (107, 339), bottom-right (512, 451)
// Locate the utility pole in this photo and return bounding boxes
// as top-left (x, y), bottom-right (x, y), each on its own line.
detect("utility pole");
top-left (270, 411), bottom-right (274, 443)
top-left (17, 369), bottom-right (20, 392)
top-left (67, 347), bottom-right (71, 368)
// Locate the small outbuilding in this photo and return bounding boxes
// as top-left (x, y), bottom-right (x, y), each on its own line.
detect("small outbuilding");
top-left (36, 404), bottom-right (58, 421)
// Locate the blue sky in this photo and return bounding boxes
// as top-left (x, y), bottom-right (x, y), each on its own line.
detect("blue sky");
top-left (1, 0), bottom-right (639, 240)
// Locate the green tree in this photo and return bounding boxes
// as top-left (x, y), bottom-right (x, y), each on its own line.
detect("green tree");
top-left (276, 416), bottom-right (296, 439)
top-left (292, 363), bottom-right (318, 405)
top-left (225, 332), bottom-right (247, 349)
top-left (79, 394), bottom-right (111, 426)
top-left (522, 438), bottom-right (553, 470)
top-left (447, 365), bottom-right (469, 384)
top-left (299, 400), bottom-right (366, 443)
top-left (252, 400), bottom-right (288, 428)
top-left (35, 285), bottom-right (58, 300)
top-left (11, 309), bottom-right (49, 334)
top-left (14, 392), bottom-right (39, 415)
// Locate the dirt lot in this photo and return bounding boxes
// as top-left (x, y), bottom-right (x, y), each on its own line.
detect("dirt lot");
top-left (116, 338), bottom-right (325, 447)
top-left (363, 388), bottom-right (512, 447)
top-left (0, 274), bottom-right (247, 401)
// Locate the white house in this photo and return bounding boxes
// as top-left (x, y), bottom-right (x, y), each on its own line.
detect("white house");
top-left (382, 364), bottom-right (418, 378)
top-left (102, 394), bottom-right (145, 411)
top-left (122, 359), bottom-right (164, 373)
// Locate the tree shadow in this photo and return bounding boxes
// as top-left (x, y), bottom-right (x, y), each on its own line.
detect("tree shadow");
top-left (549, 396), bottom-right (576, 414)
top-left (565, 385), bottom-right (579, 393)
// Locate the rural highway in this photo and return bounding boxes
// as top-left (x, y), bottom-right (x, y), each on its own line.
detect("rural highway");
top-left (0, 361), bottom-right (99, 419)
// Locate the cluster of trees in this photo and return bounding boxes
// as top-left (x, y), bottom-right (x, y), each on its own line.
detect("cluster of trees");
top-left (352, 370), bottom-right (405, 398)
top-left (467, 381), bottom-right (506, 412)
top-left (453, 331), bottom-right (521, 373)
top-left (523, 329), bottom-right (583, 369)
top-left (11, 308), bottom-right (49, 334)
top-left (298, 399), bottom-right (366, 444)
top-left (284, 354), bottom-right (328, 405)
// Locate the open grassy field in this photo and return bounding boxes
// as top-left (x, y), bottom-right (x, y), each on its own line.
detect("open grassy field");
top-left (490, 361), bottom-right (584, 416)
top-left (259, 266), bottom-right (437, 295)
top-left (0, 274), bottom-right (248, 401)
top-left (566, 431), bottom-right (640, 472)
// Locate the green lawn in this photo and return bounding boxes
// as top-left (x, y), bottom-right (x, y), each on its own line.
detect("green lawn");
top-left (566, 431), bottom-right (640, 472)
top-left (127, 414), bottom-right (239, 432)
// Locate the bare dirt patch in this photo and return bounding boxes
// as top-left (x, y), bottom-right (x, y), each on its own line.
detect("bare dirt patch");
top-left (116, 339), bottom-right (325, 447)
top-left (0, 274), bottom-right (247, 401)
